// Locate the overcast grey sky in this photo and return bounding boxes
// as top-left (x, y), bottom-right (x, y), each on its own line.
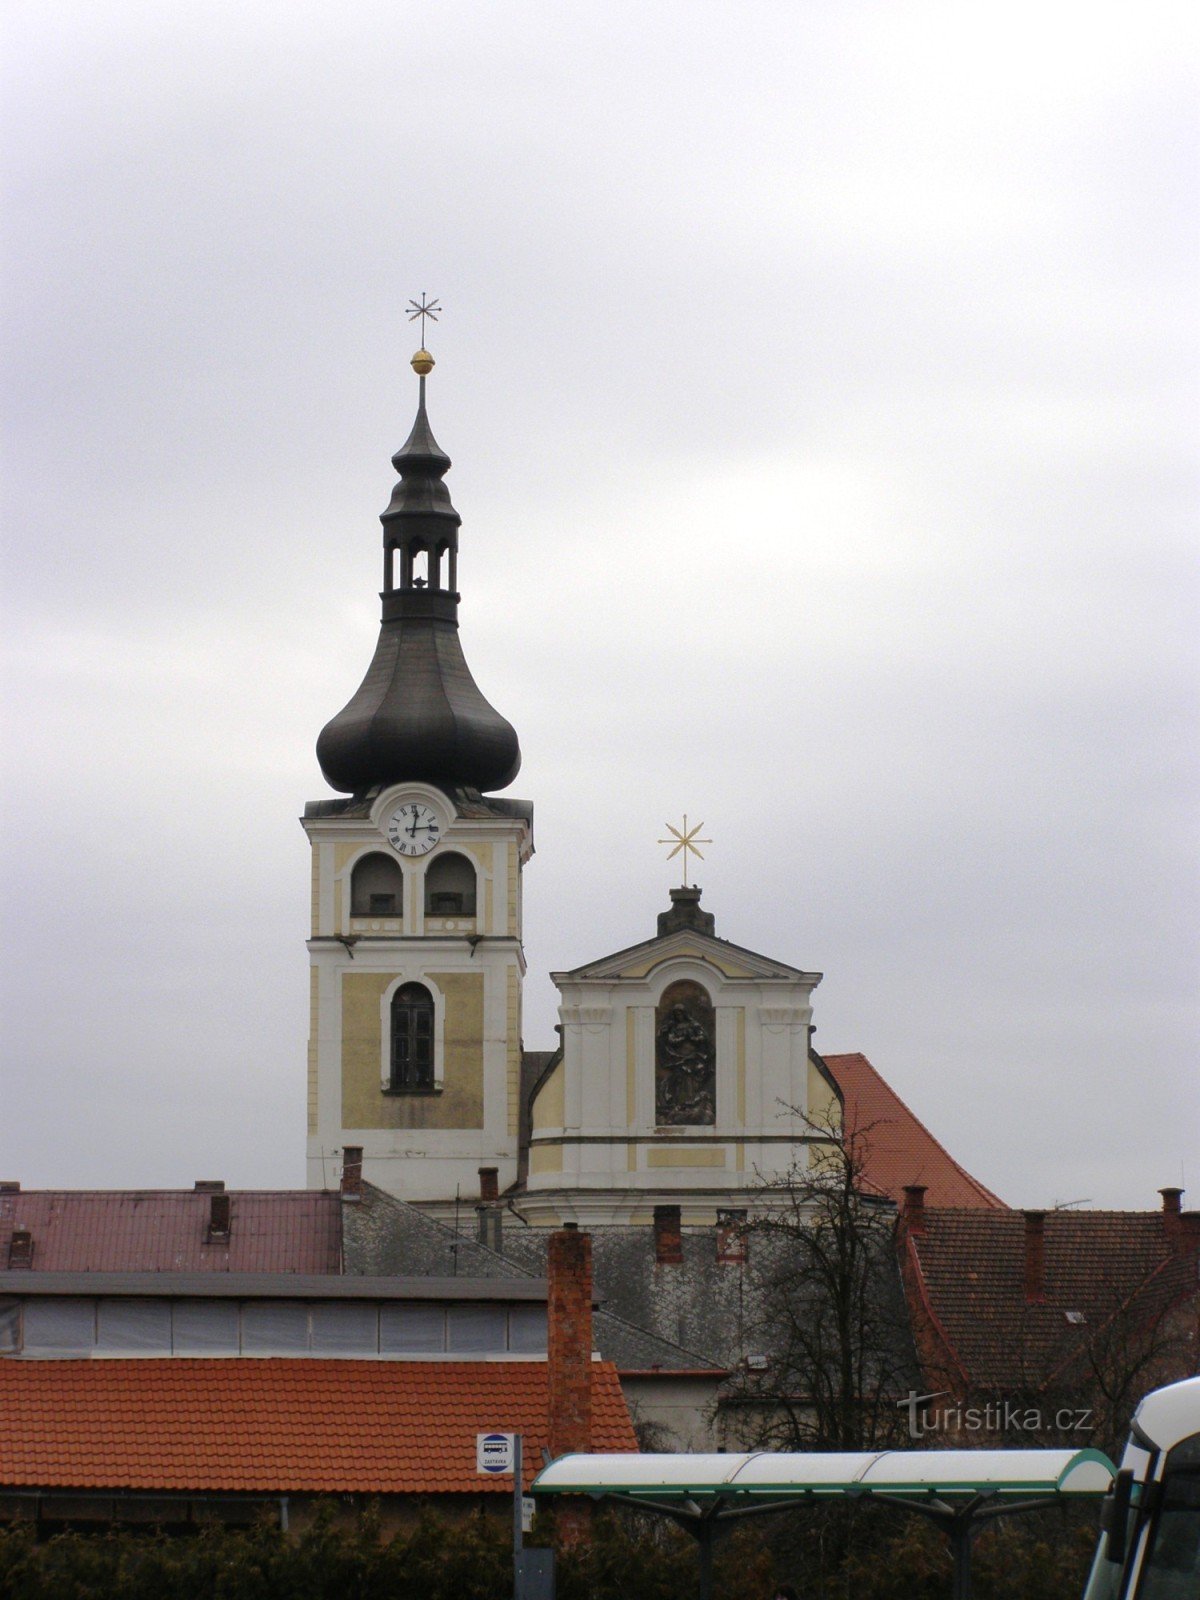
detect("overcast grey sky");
top-left (3, 0), bottom-right (1196, 1209)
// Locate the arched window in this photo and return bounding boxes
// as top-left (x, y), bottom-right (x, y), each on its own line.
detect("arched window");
top-left (390, 983), bottom-right (435, 1092)
top-left (655, 980), bottom-right (716, 1126)
top-left (424, 852), bottom-right (477, 917)
top-left (350, 853), bottom-right (404, 918)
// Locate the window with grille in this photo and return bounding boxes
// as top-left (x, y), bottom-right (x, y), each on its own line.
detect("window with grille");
top-left (390, 983), bottom-right (435, 1091)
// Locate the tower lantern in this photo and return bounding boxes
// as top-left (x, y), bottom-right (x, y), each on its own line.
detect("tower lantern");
top-left (303, 322), bottom-right (532, 1210)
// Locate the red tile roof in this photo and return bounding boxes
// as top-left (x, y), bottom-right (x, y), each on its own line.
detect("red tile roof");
top-left (0, 1359), bottom-right (637, 1494)
top-left (0, 1191), bottom-right (342, 1274)
top-left (905, 1208), bottom-right (1197, 1391)
top-left (822, 1053), bottom-right (1005, 1209)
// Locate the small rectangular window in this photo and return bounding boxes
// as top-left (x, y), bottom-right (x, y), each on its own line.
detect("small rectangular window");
top-left (97, 1299), bottom-right (172, 1352)
top-left (379, 1304), bottom-right (445, 1353)
top-left (447, 1303), bottom-right (507, 1353)
top-left (507, 1304), bottom-right (548, 1353)
top-left (242, 1301), bottom-right (309, 1352)
top-left (310, 1302), bottom-right (378, 1353)
top-left (173, 1300), bottom-right (240, 1353)
top-left (369, 894), bottom-right (397, 914)
top-left (23, 1299), bottom-right (95, 1351)
top-left (0, 1300), bottom-right (20, 1352)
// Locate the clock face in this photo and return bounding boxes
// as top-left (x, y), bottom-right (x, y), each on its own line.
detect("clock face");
top-left (386, 801), bottom-right (442, 857)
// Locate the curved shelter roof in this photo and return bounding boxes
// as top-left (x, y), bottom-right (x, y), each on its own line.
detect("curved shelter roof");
top-left (533, 1446), bottom-right (1115, 1501)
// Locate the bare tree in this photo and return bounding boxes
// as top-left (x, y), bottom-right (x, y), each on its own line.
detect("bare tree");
top-left (728, 1105), bottom-right (918, 1451)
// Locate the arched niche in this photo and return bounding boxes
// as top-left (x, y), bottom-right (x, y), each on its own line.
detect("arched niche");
top-left (350, 852), bottom-right (404, 918)
top-left (424, 851), bottom-right (477, 917)
top-left (655, 979), bottom-right (716, 1126)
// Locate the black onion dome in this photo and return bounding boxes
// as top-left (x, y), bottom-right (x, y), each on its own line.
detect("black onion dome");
top-left (316, 365), bottom-right (521, 796)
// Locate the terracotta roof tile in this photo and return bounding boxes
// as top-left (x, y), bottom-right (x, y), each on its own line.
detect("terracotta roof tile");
top-left (0, 1359), bottom-right (636, 1494)
top-left (822, 1053), bottom-right (1005, 1209)
top-left (0, 1191), bottom-right (342, 1273)
top-left (909, 1208), bottom-right (1196, 1389)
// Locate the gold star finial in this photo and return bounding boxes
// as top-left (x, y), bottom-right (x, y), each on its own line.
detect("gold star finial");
top-left (407, 293), bottom-right (441, 371)
top-left (658, 814), bottom-right (712, 888)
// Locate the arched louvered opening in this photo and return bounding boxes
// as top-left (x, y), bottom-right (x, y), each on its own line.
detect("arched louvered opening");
top-left (424, 851), bottom-right (477, 918)
top-left (350, 853), bottom-right (404, 919)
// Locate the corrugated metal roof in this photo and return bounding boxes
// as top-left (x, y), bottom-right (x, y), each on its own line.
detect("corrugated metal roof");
top-left (822, 1053), bottom-right (1006, 1209)
top-left (0, 1192), bottom-right (342, 1273)
top-left (0, 1358), bottom-right (637, 1494)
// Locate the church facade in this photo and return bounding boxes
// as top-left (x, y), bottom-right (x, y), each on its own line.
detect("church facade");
top-left (304, 346), bottom-right (839, 1224)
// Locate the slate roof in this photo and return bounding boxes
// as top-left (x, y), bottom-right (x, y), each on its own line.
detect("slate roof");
top-left (342, 1184), bottom-right (722, 1373)
top-left (0, 1358), bottom-right (636, 1495)
top-left (0, 1191), bottom-right (342, 1274)
top-left (906, 1207), bottom-right (1198, 1391)
top-left (822, 1053), bottom-right (1005, 1209)
top-left (497, 1220), bottom-right (916, 1386)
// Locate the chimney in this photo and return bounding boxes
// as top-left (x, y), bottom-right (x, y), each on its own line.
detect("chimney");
top-left (547, 1225), bottom-right (593, 1461)
top-left (653, 1204), bottom-right (683, 1265)
top-left (1023, 1211), bottom-right (1046, 1303)
top-left (476, 1167), bottom-right (503, 1253)
top-left (716, 1209), bottom-right (747, 1266)
top-left (478, 1166), bottom-right (499, 1203)
top-left (1160, 1187), bottom-right (1184, 1252)
top-left (206, 1191), bottom-right (231, 1243)
top-left (901, 1185), bottom-right (928, 1237)
top-left (340, 1146), bottom-right (363, 1200)
top-left (8, 1230), bottom-right (33, 1268)
top-left (193, 1179), bottom-right (224, 1193)
top-left (0, 1181), bottom-right (20, 1194)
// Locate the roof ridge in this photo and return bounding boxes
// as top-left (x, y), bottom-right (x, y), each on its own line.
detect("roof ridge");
top-left (827, 1053), bottom-right (1006, 1208)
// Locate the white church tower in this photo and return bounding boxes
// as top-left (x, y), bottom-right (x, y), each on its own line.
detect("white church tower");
top-left (522, 885), bottom-right (839, 1227)
top-left (303, 343), bottom-right (532, 1204)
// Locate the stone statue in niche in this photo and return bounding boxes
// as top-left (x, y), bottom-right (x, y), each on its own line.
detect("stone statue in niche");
top-left (655, 981), bottom-right (716, 1126)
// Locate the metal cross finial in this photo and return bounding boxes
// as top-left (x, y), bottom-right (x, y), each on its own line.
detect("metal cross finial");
top-left (658, 815), bottom-right (712, 888)
top-left (406, 292), bottom-right (441, 344)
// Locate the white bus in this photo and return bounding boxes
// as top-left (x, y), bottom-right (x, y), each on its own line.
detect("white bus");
top-left (1084, 1375), bottom-right (1200, 1599)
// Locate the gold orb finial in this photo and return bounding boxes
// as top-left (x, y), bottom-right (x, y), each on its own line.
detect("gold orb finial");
top-left (411, 348), bottom-right (435, 376)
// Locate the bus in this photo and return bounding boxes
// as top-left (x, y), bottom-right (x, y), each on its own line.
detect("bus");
top-left (1084, 1375), bottom-right (1200, 1599)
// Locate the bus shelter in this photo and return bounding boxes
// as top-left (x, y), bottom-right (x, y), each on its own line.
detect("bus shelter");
top-left (532, 1446), bottom-right (1116, 1600)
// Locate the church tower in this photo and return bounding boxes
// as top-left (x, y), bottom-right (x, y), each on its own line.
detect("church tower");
top-left (303, 343), bottom-right (532, 1205)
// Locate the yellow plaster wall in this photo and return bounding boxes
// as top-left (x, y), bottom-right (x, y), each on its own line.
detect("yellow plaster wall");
top-left (306, 967), bottom-right (319, 1134)
top-left (310, 847), bottom-right (320, 937)
top-left (531, 1060), bottom-right (564, 1131)
top-left (507, 844), bottom-right (518, 937)
top-left (807, 1059), bottom-right (842, 1129)
top-left (735, 1007), bottom-right (746, 1124)
top-left (529, 1143), bottom-right (563, 1174)
top-left (646, 1147), bottom-right (728, 1168)
top-left (626, 1010), bottom-right (637, 1127)
top-left (340, 970), bottom-right (484, 1130)
top-left (506, 965), bottom-right (520, 1139)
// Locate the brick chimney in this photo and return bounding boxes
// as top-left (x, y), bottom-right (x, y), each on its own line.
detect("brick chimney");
top-left (340, 1146), bottom-right (363, 1200)
top-left (901, 1184), bottom-right (928, 1237)
top-left (1160, 1187), bottom-right (1184, 1252)
top-left (7, 1230), bottom-right (32, 1268)
top-left (476, 1167), bottom-right (502, 1252)
top-left (206, 1192), bottom-right (231, 1243)
top-left (1022, 1211), bottom-right (1046, 1303)
top-left (653, 1204), bottom-right (683, 1265)
top-left (547, 1224), bottom-right (593, 1460)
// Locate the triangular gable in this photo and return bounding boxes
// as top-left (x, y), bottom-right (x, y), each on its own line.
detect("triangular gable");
top-left (553, 928), bottom-right (820, 986)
